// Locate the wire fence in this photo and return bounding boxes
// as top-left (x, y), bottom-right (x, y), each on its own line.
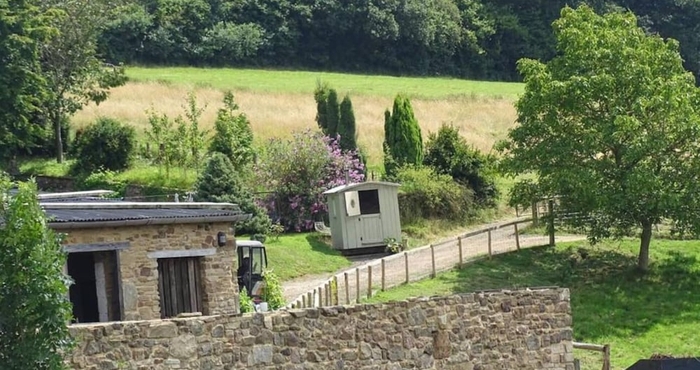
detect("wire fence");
top-left (286, 217), bottom-right (554, 308)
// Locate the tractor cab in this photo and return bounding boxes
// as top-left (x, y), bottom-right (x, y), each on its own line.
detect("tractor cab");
top-left (236, 240), bottom-right (268, 303)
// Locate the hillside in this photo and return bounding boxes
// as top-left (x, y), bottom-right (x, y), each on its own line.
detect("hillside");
top-left (73, 67), bottom-right (522, 165)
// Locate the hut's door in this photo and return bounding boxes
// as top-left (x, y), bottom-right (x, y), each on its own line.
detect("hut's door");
top-left (357, 189), bottom-right (384, 245)
top-left (359, 214), bottom-right (383, 244)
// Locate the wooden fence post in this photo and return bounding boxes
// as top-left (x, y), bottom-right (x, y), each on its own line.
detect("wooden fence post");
top-left (514, 223), bottom-right (521, 251)
top-left (367, 266), bottom-right (373, 298)
top-left (302, 294), bottom-right (306, 308)
top-left (381, 259), bottom-right (386, 291)
top-left (404, 252), bottom-right (409, 284)
top-left (603, 344), bottom-right (611, 370)
top-left (548, 199), bottom-right (556, 247)
top-left (307, 292), bottom-right (312, 308)
top-left (333, 276), bottom-right (339, 305)
top-left (318, 286), bottom-right (323, 307)
top-left (325, 283), bottom-right (330, 306)
top-left (532, 200), bottom-right (539, 226)
top-left (488, 230), bottom-right (493, 258)
top-left (430, 244), bottom-right (436, 278)
top-left (458, 236), bottom-right (464, 267)
top-left (344, 272), bottom-right (349, 305)
top-left (355, 268), bottom-right (360, 304)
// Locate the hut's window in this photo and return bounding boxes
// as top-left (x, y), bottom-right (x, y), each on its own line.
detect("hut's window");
top-left (358, 189), bottom-right (381, 214)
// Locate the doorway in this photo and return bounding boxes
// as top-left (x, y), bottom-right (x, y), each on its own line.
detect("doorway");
top-left (67, 252), bottom-right (99, 323)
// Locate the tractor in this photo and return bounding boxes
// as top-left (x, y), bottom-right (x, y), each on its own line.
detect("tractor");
top-left (236, 240), bottom-right (268, 307)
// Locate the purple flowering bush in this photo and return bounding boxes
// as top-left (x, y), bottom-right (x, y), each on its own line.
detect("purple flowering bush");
top-left (255, 129), bottom-right (365, 232)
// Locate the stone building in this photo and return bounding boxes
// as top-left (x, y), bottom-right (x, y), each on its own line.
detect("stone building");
top-left (40, 192), bottom-right (250, 322)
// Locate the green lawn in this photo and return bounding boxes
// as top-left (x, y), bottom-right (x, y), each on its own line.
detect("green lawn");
top-left (127, 66), bottom-right (524, 99)
top-left (365, 239), bottom-right (700, 370)
top-left (259, 233), bottom-right (352, 281)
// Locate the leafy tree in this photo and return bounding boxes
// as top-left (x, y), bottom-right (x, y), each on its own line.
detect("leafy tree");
top-left (497, 5), bottom-right (700, 271)
top-left (97, 3), bottom-right (153, 64)
top-left (0, 0), bottom-right (52, 163)
top-left (0, 176), bottom-right (73, 369)
top-left (208, 91), bottom-right (254, 171)
top-left (424, 124), bottom-right (498, 206)
top-left (39, 0), bottom-right (128, 163)
top-left (199, 22), bottom-right (264, 64)
top-left (337, 94), bottom-right (357, 151)
top-left (255, 130), bottom-right (364, 232)
top-left (70, 117), bottom-right (136, 174)
top-left (383, 94), bottom-right (423, 177)
top-left (195, 153), bottom-right (271, 235)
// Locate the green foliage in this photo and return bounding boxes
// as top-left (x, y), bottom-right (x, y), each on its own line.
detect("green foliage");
top-left (0, 177), bottom-right (73, 370)
top-left (144, 92), bottom-right (209, 176)
top-left (424, 124), bottom-right (498, 206)
top-left (70, 117), bottom-right (136, 174)
top-left (208, 91), bottom-right (254, 170)
top-left (325, 89), bottom-right (340, 138)
top-left (239, 287), bottom-right (254, 314)
top-left (498, 5), bottom-right (700, 271)
top-left (199, 22), bottom-right (264, 64)
top-left (0, 0), bottom-right (52, 162)
top-left (195, 153), bottom-right (271, 235)
top-left (383, 95), bottom-right (423, 177)
top-left (269, 223), bottom-right (284, 242)
top-left (395, 165), bottom-right (474, 224)
top-left (314, 81), bottom-right (330, 133)
top-left (261, 269), bottom-right (285, 310)
top-left (384, 237), bottom-right (404, 254)
top-left (337, 95), bottom-right (357, 151)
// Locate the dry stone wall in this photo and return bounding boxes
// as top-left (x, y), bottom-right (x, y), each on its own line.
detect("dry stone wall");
top-left (67, 288), bottom-right (574, 370)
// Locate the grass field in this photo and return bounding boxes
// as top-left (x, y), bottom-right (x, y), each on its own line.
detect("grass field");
top-left (365, 239), bottom-right (700, 370)
top-left (73, 67), bottom-right (522, 166)
top-left (262, 233), bottom-right (352, 281)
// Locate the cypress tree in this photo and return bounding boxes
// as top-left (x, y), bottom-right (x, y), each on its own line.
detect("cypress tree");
top-left (325, 89), bottom-right (340, 138)
top-left (313, 81), bottom-right (330, 133)
top-left (338, 94), bottom-right (357, 151)
top-left (383, 95), bottom-right (423, 174)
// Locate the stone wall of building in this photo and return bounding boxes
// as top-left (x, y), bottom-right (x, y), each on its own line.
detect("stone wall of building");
top-left (63, 222), bottom-right (238, 321)
top-left (67, 288), bottom-right (574, 370)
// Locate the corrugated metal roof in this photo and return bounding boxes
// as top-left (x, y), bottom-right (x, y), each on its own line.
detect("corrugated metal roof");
top-left (45, 208), bottom-right (242, 223)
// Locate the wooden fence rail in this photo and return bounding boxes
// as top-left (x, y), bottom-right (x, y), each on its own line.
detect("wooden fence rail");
top-left (573, 342), bottom-right (611, 370)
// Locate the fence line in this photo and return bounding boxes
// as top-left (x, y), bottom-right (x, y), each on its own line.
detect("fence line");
top-left (573, 342), bottom-right (611, 370)
top-left (286, 216), bottom-right (553, 309)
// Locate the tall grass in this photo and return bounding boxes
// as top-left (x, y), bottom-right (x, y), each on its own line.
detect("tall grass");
top-left (73, 80), bottom-right (518, 166)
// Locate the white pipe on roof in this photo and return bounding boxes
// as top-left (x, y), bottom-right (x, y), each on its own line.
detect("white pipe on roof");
top-left (40, 202), bottom-right (240, 210)
top-left (37, 190), bottom-right (116, 199)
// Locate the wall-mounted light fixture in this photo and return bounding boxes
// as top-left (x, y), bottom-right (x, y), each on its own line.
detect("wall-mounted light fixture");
top-left (217, 231), bottom-right (227, 247)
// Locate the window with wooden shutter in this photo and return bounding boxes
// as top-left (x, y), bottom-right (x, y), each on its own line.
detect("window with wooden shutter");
top-left (157, 257), bottom-right (203, 318)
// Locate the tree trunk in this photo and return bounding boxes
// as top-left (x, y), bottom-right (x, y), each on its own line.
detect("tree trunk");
top-left (54, 112), bottom-right (63, 163)
top-left (638, 221), bottom-right (653, 271)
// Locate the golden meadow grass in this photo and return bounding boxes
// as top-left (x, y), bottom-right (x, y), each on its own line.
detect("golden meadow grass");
top-left (73, 81), bottom-right (518, 166)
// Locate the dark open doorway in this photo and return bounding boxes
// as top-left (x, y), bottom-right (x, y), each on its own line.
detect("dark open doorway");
top-left (67, 252), bottom-right (99, 323)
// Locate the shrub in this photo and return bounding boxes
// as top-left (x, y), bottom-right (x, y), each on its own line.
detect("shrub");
top-left (424, 124), bottom-right (499, 206)
top-left (0, 177), bottom-right (73, 369)
top-left (325, 89), bottom-right (340, 137)
top-left (395, 165), bottom-right (474, 224)
top-left (338, 94), bottom-right (357, 152)
top-left (71, 117), bottom-right (135, 174)
top-left (255, 130), bottom-right (364, 232)
top-left (314, 80), bottom-right (330, 134)
top-left (208, 91), bottom-right (254, 170)
top-left (195, 153), bottom-right (271, 235)
top-left (262, 269), bottom-right (285, 310)
top-left (383, 95), bottom-right (423, 177)
top-left (239, 287), bottom-right (254, 313)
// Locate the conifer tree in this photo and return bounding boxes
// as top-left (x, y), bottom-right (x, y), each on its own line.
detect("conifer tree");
top-left (338, 94), bottom-right (357, 151)
top-left (313, 81), bottom-right (330, 133)
top-left (383, 95), bottom-right (423, 176)
top-left (325, 89), bottom-right (340, 137)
